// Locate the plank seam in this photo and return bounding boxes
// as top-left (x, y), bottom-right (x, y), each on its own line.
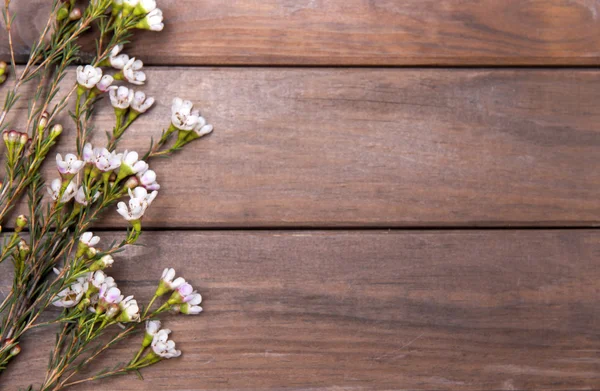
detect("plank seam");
top-left (4, 226), bottom-right (600, 233)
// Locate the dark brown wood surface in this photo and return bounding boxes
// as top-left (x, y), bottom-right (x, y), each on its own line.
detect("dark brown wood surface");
top-left (3, 67), bottom-right (600, 228)
top-left (1, 230), bottom-right (600, 390)
top-left (4, 0), bottom-right (600, 65)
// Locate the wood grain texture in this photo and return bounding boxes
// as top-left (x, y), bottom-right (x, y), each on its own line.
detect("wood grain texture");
top-left (3, 67), bottom-right (600, 227)
top-left (1, 230), bottom-right (600, 390)
top-left (4, 0), bottom-right (600, 65)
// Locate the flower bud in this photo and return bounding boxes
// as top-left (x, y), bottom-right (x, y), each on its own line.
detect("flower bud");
top-left (76, 297), bottom-right (91, 312)
top-left (18, 239), bottom-right (30, 255)
top-left (69, 8), bottom-right (82, 20)
top-left (178, 302), bottom-right (203, 315)
top-left (57, 5), bottom-right (69, 21)
top-left (90, 254), bottom-right (114, 271)
top-left (105, 303), bottom-right (120, 319)
top-left (124, 176), bottom-right (140, 189)
top-left (15, 215), bottom-right (27, 231)
top-left (0, 61), bottom-right (6, 76)
top-left (6, 130), bottom-right (18, 145)
top-left (9, 345), bottom-right (21, 357)
top-left (50, 124), bottom-right (63, 139)
top-left (17, 242), bottom-right (28, 260)
top-left (38, 111), bottom-right (49, 132)
top-left (18, 132), bottom-right (29, 146)
top-left (86, 246), bottom-right (98, 259)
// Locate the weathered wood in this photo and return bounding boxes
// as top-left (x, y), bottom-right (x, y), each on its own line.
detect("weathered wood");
top-left (1, 230), bottom-right (600, 389)
top-left (3, 67), bottom-right (600, 227)
top-left (4, 1), bottom-right (600, 65)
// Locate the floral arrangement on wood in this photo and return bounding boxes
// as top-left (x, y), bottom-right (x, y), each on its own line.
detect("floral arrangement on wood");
top-left (0, 0), bottom-right (212, 389)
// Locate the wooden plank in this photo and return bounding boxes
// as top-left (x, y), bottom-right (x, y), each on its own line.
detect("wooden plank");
top-left (1, 230), bottom-right (600, 389)
top-left (3, 67), bottom-right (600, 227)
top-left (4, 1), bottom-right (600, 65)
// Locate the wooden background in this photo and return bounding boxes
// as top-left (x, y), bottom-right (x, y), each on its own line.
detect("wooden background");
top-left (1, 0), bottom-right (600, 389)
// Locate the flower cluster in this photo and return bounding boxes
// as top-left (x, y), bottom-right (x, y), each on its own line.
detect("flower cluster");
top-left (54, 233), bottom-right (138, 321)
top-left (0, 0), bottom-right (214, 386)
top-left (155, 268), bottom-right (203, 315)
top-left (112, 0), bottom-right (164, 31)
top-left (170, 98), bottom-right (214, 147)
top-left (53, 248), bottom-right (202, 364)
top-left (48, 143), bottom-right (160, 230)
top-left (77, 51), bottom-right (152, 112)
top-left (2, 129), bottom-right (30, 166)
top-left (127, 268), bottom-right (204, 366)
top-left (76, 43), bottom-right (157, 144)
top-left (144, 321), bottom-right (181, 359)
top-left (53, 268), bottom-right (141, 323)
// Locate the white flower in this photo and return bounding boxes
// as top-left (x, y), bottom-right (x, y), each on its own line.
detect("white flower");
top-left (168, 282), bottom-right (199, 305)
top-left (83, 143), bottom-right (95, 164)
top-left (122, 58), bottom-right (146, 85)
top-left (89, 270), bottom-right (114, 291)
top-left (47, 178), bottom-right (77, 203)
top-left (186, 118), bottom-right (214, 142)
top-left (75, 185), bottom-right (100, 206)
top-left (135, 0), bottom-right (156, 15)
top-left (91, 254), bottom-right (115, 272)
top-left (53, 281), bottom-right (86, 308)
top-left (137, 169), bottom-right (160, 191)
top-left (56, 153), bottom-right (84, 176)
top-left (96, 75), bottom-right (114, 93)
top-left (131, 186), bottom-right (158, 205)
top-left (100, 255), bottom-right (114, 268)
top-left (146, 320), bottom-right (161, 335)
top-left (178, 292), bottom-right (203, 315)
top-left (94, 147), bottom-right (122, 172)
top-left (77, 232), bottom-right (100, 258)
top-left (118, 151), bottom-right (148, 179)
top-left (171, 98), bottom-right (203, 131)
top-left (123, 0), bottom-right (139, 11)
top-left (118, 295), bottom-right (140, 322)
top-left (116, 188), bottom-right (151, 222)
top-left (194, 123), bottom-right (214, 139)
top-left (131, 91), bottom-right (155, 113)
top-left (80, 232), bottom-right (100, 247)
top-left (109, 86), bottom-right (134, 110)
top-left (137, 8), bottom-right (164, 31)
top-left (109, 45), bottom-right (129, 70)
top-left (77, 65), bottom-right (103, 89)
top-left (156, 268), bottom-right (186, 297)
top-left (99, 283), bottom-right (122, 305)
top-left (151, 329), bottom-right (181, 358)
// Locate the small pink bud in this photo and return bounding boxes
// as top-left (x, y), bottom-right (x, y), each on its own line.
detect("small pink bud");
top-left (50, 124), bottom-right (63, 138)
top-left (69, 8), bottom-right (82, 20)
top-left (18, 132), bottom-right (29, 146)
top-left (15, 215), bottom-right (27, 233)
top-left (124, 176), bottom-right (139, 189)
top-left (38, 112), bottom-right (49, 131)
top-left (9, 344), bottom-right (21, 356)
top-left (7, 130), bottom-right (18, 144)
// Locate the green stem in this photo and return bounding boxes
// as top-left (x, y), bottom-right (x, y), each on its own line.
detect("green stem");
top-left (130, 345), bottom-right (146, 365)
top-left (142, 295), bottom-right (158, 318)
